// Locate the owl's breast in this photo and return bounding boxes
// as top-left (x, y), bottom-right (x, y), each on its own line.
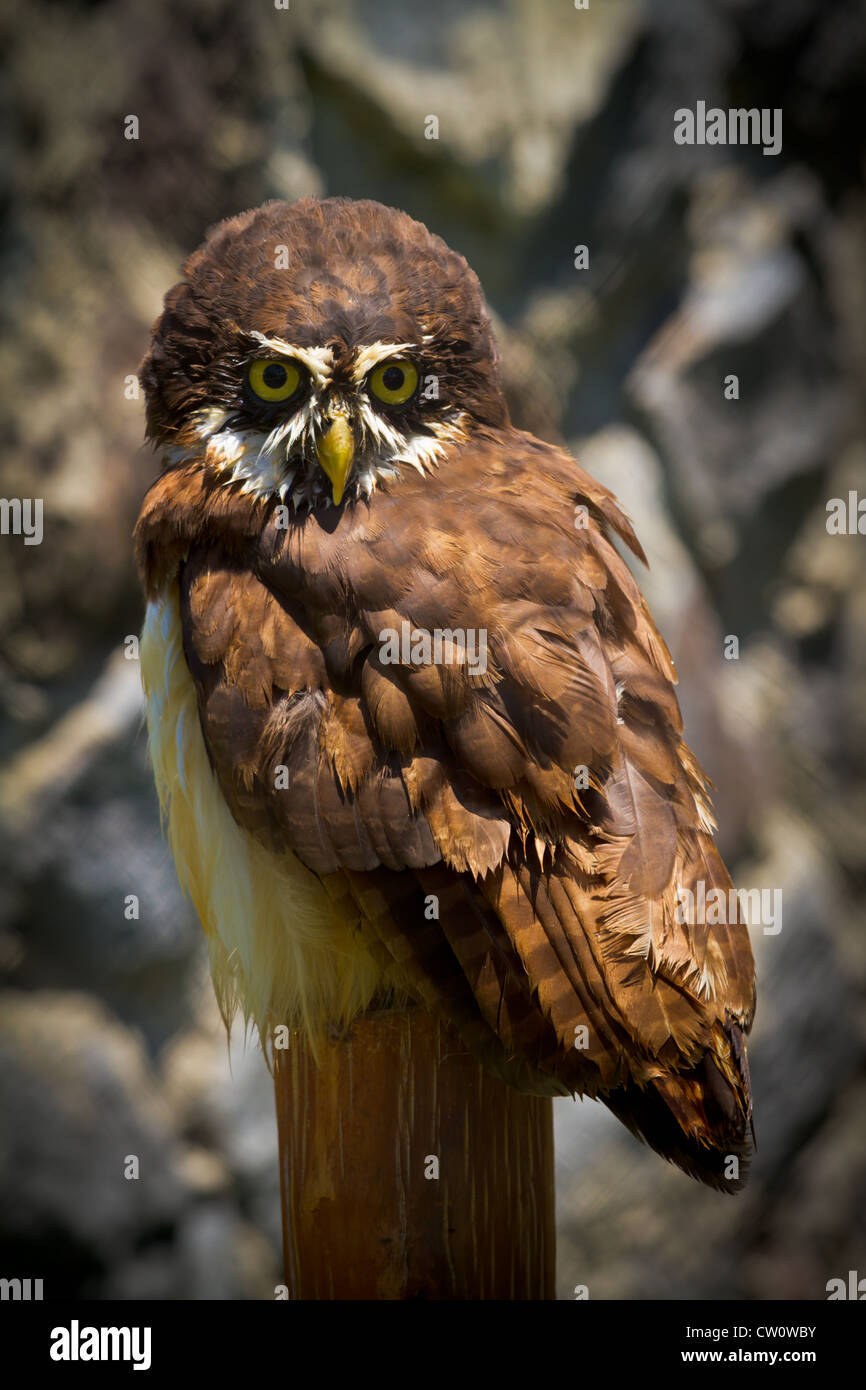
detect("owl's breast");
top-left (139, 580), bottom-right (387, 1045)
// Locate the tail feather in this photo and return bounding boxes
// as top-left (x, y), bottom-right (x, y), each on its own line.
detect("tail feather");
top-left (603, 1017), bottom-right (754, 1193)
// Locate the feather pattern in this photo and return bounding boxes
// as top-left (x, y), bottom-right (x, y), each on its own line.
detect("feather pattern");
top-left (135, 197), bottom-right (755, 1190)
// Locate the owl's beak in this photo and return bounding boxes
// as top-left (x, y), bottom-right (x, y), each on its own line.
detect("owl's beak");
top-left (316, 416), bottom-right (355, 505)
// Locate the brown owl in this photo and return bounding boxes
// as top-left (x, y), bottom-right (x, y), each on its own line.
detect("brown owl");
top-left (134, 197), bottom-right (755, 1192)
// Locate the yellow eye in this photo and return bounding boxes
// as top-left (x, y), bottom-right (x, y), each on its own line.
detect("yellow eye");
top-left (368, 359), bottom-right (419, 405)
top-left (247, 358), bottom-right (301, 402)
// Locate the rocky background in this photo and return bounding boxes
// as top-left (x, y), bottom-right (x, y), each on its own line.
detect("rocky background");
top-left (1, 0), bottom-right (864, 1300)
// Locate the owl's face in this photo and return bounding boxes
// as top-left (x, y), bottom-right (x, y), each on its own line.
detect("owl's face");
top-left (141, 198), bottom-right (508, 510)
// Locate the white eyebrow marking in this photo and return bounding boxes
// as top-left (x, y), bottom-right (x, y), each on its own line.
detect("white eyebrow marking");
top-left (350, 341), bottom-right (416, 384)
top-left (248, 331), bottom-right (334, 388)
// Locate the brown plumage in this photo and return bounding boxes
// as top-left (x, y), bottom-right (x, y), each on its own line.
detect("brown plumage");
top-left (135, 197), bottom-right (755, 1191)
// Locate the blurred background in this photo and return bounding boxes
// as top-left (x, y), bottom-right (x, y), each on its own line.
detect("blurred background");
top-left (1, 0), bottom-right (864, 1300)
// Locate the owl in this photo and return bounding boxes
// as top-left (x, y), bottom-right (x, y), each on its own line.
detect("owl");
top-left (135, 197), bottom-right (755, 1191)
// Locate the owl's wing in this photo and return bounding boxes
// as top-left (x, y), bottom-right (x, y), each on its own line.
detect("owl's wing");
top-left (170, 430), bottom-right (755, 1189)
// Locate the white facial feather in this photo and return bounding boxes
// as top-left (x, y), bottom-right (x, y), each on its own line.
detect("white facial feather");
top-left (349, 340), bottom-right (415, 384)
top-left (184, 336), bottom-right (467, 509)
top-left (248, 332), bottom-right (334, 389)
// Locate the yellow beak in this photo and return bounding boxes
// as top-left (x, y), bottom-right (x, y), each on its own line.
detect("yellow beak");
top-left (316, 416), bottom-right (355, 505)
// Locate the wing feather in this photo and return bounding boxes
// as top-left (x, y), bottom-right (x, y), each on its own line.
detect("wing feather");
top-left (140, 427), bottom-right (756, 1189)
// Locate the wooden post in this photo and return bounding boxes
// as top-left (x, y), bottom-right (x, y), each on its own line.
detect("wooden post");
top-left (273, 1006), bottom-right (556, 1299)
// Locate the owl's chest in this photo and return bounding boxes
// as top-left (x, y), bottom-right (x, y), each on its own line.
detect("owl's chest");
top-left (139, 581), bottom-right (388, 1033)
top-left (173, 550), bottom-right (384, 868)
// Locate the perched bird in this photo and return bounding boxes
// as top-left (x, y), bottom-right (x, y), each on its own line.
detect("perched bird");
top-left (135, 197), bottom-right (755, 1192)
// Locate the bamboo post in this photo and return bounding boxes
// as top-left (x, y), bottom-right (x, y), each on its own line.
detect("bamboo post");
top-left (273, 1006), bottom-right (556, 1299)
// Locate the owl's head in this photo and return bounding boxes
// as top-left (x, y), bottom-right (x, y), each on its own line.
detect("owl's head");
top-left (140, 197), bottom-right (508, 509)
